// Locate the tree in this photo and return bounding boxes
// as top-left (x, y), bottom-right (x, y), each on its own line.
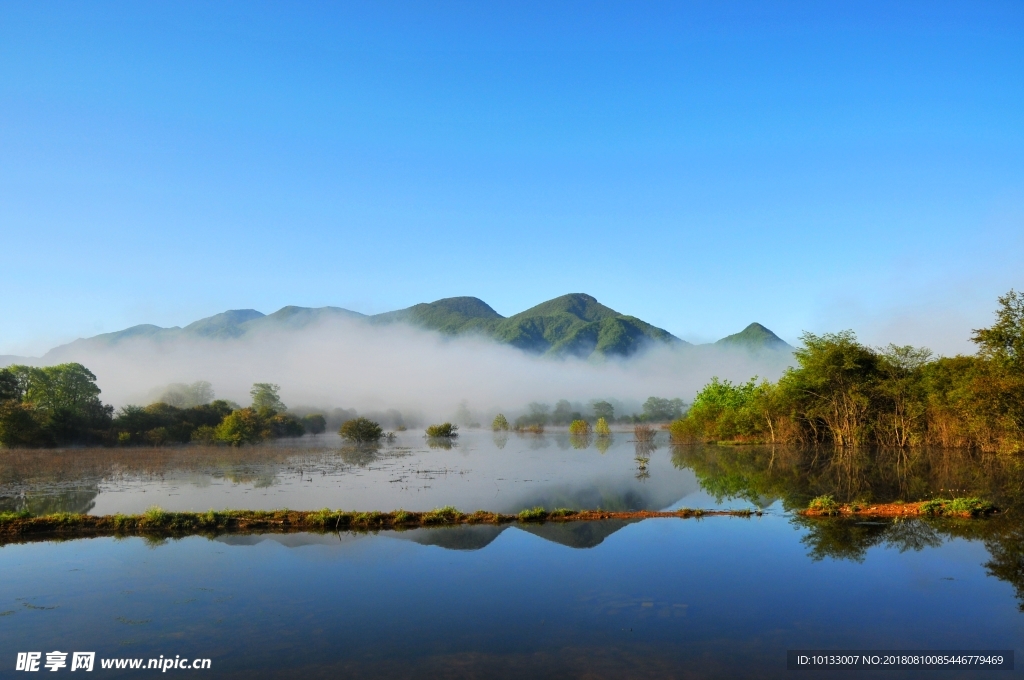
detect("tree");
top-left (594, 417), bottom-right (611, 437)
top-left (492, 413), bottom-right (509, 431)
top-left (641, 397), bottom-right (684, 422)
top-left (215, 408), bottom-right (270, 445)
top-left (874, 344), bottom-right (931, 447)
top-left (250, 383), bottom-right (286, 415)
top-left (302, 414), bottom-right (326, 435)
top-left (786, 331), bottom-right (878, 446)
top-left (25, 363), bottom-right (102, 414)
top-left (591, 400), bottom-right (615, 422)
top-left (551, 400), bottom-right (574, 425)
top-left (972, 289), bottom-right (1024, 370)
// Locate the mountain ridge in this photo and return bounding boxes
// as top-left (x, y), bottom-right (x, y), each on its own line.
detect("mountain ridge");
top-left (16, 294), bottom-right (791, 364)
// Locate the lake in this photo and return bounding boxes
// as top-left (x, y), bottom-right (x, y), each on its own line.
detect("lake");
top-left (2, 431), bottom-right (1023, 678)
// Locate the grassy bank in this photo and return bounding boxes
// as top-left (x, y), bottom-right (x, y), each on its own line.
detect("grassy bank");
top-left (0, 506), bottom-right (763, 541)
top-left (801, 495), bottom-right (999, 518)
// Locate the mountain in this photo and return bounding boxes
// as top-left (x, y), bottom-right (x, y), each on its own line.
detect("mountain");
top-left (370, 296), bottom-right (501, 334)
top-left (372, 293), bottom-right (684, 357)
top-left (18, 294), bottom-right (790, 363)
top-left (715, 322), bottom-right (792, 351)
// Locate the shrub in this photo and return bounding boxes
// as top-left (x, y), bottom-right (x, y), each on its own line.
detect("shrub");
top-left (568, 419), bottom-right (591, 435)
top-left (425, 422), bottom-right (458, 438)
top-left (339, 417), bottom-right (384, 442)
top-left (594, 417), bottom-right (611, 437)
top-left (492, 413), bottom-right (509, 431)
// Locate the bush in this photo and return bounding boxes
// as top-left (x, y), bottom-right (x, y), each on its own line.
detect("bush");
top-left (492, 413), bottom-right (509, 431)
top-left (634, 424), bottom-right (656, 442)
top-left (425, 422), bottom-right (458, 438)
top-left (568, 419), bottom-right (591, 435)
top-left (594, 417), bottom-right (611, 437)
top-left (339, 417), bottom-right (384, 442)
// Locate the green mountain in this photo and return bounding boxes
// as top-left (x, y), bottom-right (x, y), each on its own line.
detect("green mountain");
top-left (371, 293), bottom-right (684, 357)
top-left (715, 322), bottom-right (791, 351)
top-left (26, 294), bottom-right (791, 363)
top-left (370, 296), bottom-right (501, 334)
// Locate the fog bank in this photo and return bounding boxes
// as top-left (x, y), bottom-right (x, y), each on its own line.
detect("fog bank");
top-left (32, 317), bottom-right (794, 421)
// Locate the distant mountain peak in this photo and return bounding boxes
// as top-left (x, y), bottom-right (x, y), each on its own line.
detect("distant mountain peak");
top-left (715, 322), bottom-right (791, 350)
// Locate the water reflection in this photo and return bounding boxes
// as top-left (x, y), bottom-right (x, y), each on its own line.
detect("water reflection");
top-left (671, 443), bottom-right (1024, 511)
top-left (0, 431), bottom-right (703, 515)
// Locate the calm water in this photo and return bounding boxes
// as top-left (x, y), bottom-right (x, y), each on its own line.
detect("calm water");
top-left (0, 431), bottom-right (733, 516)
top-left (3, 434), bottom-right (1024, 678)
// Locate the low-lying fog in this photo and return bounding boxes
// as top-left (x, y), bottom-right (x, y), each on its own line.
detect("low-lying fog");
top-left (21, 318), bottom-right (794, 424)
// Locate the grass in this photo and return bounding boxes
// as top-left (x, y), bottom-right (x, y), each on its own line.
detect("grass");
top-left (517, 506), bottom-right (548, 522)
top-left (921, 497), bottom-right (996, 517)
top-left (0, 505), bottom-right (770, 541)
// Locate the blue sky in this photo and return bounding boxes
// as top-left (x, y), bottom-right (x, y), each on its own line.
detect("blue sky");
top-left (1, 1), bottom-right (1021, 355)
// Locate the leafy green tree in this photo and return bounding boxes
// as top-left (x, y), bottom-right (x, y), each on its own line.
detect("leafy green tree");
top-left (339, 417), bottom-right (383, 442)
top-left (302, 414), bottom-right (327, 435)
top-left (25, 363), bottom-right (102, 414)
top-left (785, 331), bottom-right (878, 447)
top-left (594, 417), bottom-right (611, 437)
top-left (250, 383), bottom-right (286, 415)
top-left (973, 289), bottom-right (1024, 370)
top-left (641, 397), bottom-right (684, 422)
top-left (492, 413), bottom-right (509, 431)
top-left (215, 408), bottom-right (270, 445)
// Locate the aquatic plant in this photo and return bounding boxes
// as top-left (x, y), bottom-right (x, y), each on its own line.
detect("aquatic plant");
top-left (807, 495), bottom-right (840, 515)
top-left (492, 413), bottom-right (509, 431)
top-left (339, 417), bottom-right (384, 442)
top-left (516, 423), bottom-right (544, 434)
top-left (568, 419), bottom-right (591, 435)
top-left (594, 417), bottom-right (611, 437)
top-left (425, 422), bottom-right (459, 438)
top-left (634, 424), bottom-right (656, 443)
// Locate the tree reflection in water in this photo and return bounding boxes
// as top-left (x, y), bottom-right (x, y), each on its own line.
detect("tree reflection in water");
top-left (671, 442), bottom-right (1024, 610)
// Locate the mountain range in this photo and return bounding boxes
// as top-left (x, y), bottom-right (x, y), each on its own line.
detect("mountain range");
top-left (7, 293), bottom-right (791, 364)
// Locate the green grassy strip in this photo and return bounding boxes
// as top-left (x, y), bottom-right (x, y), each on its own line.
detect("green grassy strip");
top-left (0, 506), bottom-right (763, 538)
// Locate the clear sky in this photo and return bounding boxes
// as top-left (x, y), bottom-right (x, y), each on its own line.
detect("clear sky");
top-left (1, 1), bottom-right (1021, 356)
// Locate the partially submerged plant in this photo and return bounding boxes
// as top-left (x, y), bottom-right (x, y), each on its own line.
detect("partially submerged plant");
top-left (594, 417), bottom-right (611, 437)
top-left (339, 417), bottom-right (384, 442)
top-left (425, 422), bottom-right (459, 438)
top-left (568, 419), bottom-right (591, 436)
top-left (634, 424), bottom-right (656, 443)
top-left (492, 414), bottom-right (509, 431)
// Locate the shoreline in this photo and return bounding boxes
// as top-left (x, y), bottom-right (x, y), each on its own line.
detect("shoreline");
top-left (0, 499), bottom-right (1000, 542)
top-left (0, 507), bottom-right (757, 541)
